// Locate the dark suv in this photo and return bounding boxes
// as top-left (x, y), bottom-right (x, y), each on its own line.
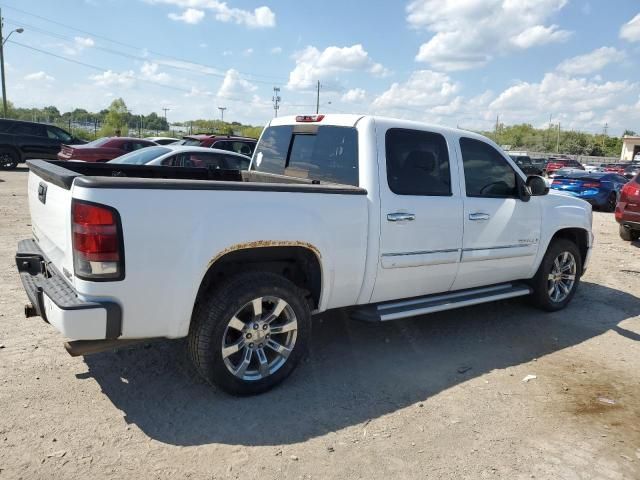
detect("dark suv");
top-left (181, 134), bottom-right (257, 157)
top-left (0, 119), bottom-right (85, 169)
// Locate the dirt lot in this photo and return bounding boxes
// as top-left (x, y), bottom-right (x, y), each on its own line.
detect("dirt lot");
top-left (1, 166), bottom-right (639, 480)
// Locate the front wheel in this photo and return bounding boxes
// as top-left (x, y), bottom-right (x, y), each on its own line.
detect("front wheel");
top-left (188, 272), bottom-right (311, 395)
top-left (0, 149), bottom-right (18, 169)
top-left (529, 239), bottom-right (582, 311)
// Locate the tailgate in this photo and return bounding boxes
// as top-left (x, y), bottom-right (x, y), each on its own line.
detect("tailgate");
top-left (27, 168), bottom-right (74, 281)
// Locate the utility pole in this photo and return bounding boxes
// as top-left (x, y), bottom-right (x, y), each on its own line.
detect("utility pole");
top-left (556, 122), bottom-right (561, 154)
top-left (494, 114), bottom-right (500, 142)
top-left (0, 12), bottom-right (24, 118)
top-left (272, 87), bottom-right (281, 117)
top-left (316, 81), bottom-right (321, 114)
top-left (218, 106), bottom-right (226, 122)
top-left (161, 107), bottom-right (170, 131)
top-left (603, 122), bottom-right (608, 148)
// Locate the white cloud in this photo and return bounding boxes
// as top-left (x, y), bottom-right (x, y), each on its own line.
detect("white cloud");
top-left (24, 71), bottom-right (55, 82)
top-left (90, 70), bottom-right (136, 87)
top-left (147, 0), bottom-right (275, 28)
top-left (270, 46), bottom-right (283, 55)
top-left (409, 0), bottom-right (571, 71)
top-left (557, 47), bottom-right (625, 76)
top-left (372, 70), bottom-right (459, 110)
top-left (287, 44), bottom-right (388, 90)
top-left (243, 48), bottom-right (254, 56)
top-left (168, 8), bottom-right (205, 24)
top-left (217, 69), bottom-right (258, 99)
top-left (62, 36), bottom-right (95, 55)
top-left (620, 13), bottom-right (640, 42)
top-left (341, 88), bottom-right (366, 103)
top-left (510, 25), bottom-right (571, 49)
top-left (140, 62), bottom-right (171, 83)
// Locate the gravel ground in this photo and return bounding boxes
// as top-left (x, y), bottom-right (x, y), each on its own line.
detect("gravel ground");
top-left (1, 166), bottom-right (639, 480)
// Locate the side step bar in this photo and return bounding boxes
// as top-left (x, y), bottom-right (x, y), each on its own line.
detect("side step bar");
top-left (351, 282), bottom-right (532, 322)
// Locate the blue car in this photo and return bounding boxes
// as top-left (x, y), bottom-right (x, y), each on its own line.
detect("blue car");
top-left (550, 170), bottom-right (629, 211)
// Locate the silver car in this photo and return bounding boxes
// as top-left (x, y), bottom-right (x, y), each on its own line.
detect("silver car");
top-left (108, 145), bottom-right (251, 170)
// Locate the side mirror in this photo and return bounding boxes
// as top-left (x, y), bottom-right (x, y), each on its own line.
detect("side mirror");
top-left (527, 175), bottom-right (549, 196)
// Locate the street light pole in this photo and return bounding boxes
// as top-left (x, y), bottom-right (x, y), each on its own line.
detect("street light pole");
top-left (0, 10), bottom-right (24, 118)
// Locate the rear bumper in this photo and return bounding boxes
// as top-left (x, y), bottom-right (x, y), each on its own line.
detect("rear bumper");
top-left (15, 239), bottom-right (122, 340)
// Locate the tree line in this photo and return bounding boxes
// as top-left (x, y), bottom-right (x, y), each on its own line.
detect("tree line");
top-left (483, 123), bottom-right (633, 157)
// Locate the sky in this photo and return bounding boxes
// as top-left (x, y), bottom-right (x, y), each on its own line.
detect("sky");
top-left (3, 0), bottom-right (640, 134)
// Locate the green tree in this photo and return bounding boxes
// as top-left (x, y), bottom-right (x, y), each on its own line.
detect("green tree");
top-left (99, 98), bottom-right (129, 136)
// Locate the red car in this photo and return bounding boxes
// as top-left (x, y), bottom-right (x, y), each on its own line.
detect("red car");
top-left (181, 134), bottom-right (256, 157)
top-left (57, 137), bottom-right (157, 162)
top-left (615, 173), bottom-right (640, 241)
top-left (603, 163), bottom-right (627, 175)
top-left (545, 157), bottom-right (584, 176)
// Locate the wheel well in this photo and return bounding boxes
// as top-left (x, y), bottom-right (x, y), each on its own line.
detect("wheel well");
top-left (550, 228), bottom-right (589, 272)
top-left (196, 246), bottom-right (322, 310)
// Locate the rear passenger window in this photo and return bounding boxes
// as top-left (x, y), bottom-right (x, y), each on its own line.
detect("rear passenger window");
top-left (385, 128), bottom-right (451, 196)
top-left (11, 123), bottom-right (45, 137)
top-left (253, 125), bottom-right (359, 186)
top-left (460, 137), bottom-right (517, 198)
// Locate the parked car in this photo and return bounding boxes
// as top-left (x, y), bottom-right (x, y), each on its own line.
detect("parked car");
top-left (508, 154), bottom-right (544, 176)
top-left (109, 145), bottom-right (251, 170)
top-left (615, 173), bottom-right (640, 241)
top-left (583, 164), bottom-right (603, 173)
top-left (624, 163), bottom-right (640, 179)
top-left (550, 171), bottom-right (628, 211)
top-left (603, 163), bottom-right (627, 175)
top-left (57, 137), bottom-right (157, 162)
top-left (545, 157), bottom-right (585, 176)
top-left (144, 136), bottom-right (179, 145)
top-left (548, 167), bottom-right (583, 180)
top-left (16, 114), bottom-right (593, 395)
top-left (181, 134), bottom-right (257, 157)
top-left (0, 119), bottom-right (85, 169)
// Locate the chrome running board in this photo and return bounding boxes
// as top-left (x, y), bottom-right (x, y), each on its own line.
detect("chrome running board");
top-left (351, 282), bottom-right (532, 322)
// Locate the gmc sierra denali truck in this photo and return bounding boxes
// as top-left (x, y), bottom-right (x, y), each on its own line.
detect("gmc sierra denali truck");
top-left (15, 114), bottom-right (593, 395)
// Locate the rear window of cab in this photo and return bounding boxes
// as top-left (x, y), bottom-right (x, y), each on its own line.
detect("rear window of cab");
top-left (252, 125), bottom-right (359, 186)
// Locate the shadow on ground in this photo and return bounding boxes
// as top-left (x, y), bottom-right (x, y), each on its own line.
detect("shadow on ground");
top-left (1, 166), bottom-right (29, 173)
top-left (83, 281), bottom-right (640, 447)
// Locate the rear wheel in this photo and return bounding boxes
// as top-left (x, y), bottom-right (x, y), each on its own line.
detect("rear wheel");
top-left (604, 192), bottom-right (617, 212)
top-left (0, 149), bottom-right (18, 169)
top-left (529, 239), bottom-right (582, 312)
top-left (189, 271), bottom-right (311, 395)
top-left (619, 224), bottom-right (640, 241)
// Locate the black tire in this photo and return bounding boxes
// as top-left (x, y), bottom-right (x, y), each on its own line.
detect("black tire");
top-left (0, 149), bottom-right (18, 169)
top-left (604, 192), bottom-right (617, 212)
top-left (529, 239), bottom-right (582, 312)
top-left (619, 224), bottom-right (640, 241)
top-left (188, 271), bottom-right (311, 395)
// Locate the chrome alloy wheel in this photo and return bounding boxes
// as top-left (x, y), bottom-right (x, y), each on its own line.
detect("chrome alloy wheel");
top-left (221, 296), bottom-right (298, 381)
top-left (547, 251), bottom-right (577, 303)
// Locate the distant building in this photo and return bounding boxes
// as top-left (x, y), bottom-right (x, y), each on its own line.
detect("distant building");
top-left (621, 136), bottom-right (640, 161)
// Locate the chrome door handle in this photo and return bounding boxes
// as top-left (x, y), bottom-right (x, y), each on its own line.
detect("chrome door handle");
top-left (469, 212), bottom-right (490, 221)
top-left (387, 212), bottom-right (416, 222)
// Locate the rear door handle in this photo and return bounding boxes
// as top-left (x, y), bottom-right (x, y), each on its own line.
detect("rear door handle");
top-left (469, 212), bottom-right (490, 221)
top-left (387, 212), bottom-right (416, 222)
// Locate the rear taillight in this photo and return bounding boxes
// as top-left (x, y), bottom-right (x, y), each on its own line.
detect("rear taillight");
top-left (582, 182), bottom-right (600, 188)
top-left (621, 182), bottom-right (640, 201)
top-left (72, 200), bottom-right (124, 280)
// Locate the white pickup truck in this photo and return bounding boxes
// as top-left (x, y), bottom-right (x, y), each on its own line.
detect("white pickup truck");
top-left (16, 114), bottom-right (593, 395)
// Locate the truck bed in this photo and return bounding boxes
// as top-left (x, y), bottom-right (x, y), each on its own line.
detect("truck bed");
top-left (27, 160), bottom-right (367, 195)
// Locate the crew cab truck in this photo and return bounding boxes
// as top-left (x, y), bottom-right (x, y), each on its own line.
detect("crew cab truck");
top-left (16, 114), bottom-right (593, 395)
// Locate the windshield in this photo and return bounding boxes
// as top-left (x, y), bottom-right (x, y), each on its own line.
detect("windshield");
top-left (510, 155), bottom-right (532, 166)
top-left (109, 146), bottom-right (171, 165)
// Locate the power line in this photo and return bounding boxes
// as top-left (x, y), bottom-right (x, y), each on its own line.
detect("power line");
top-left (0, 3), bottom-right (288, 84)
top-left (8, 40), bottom-right (276, 108)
